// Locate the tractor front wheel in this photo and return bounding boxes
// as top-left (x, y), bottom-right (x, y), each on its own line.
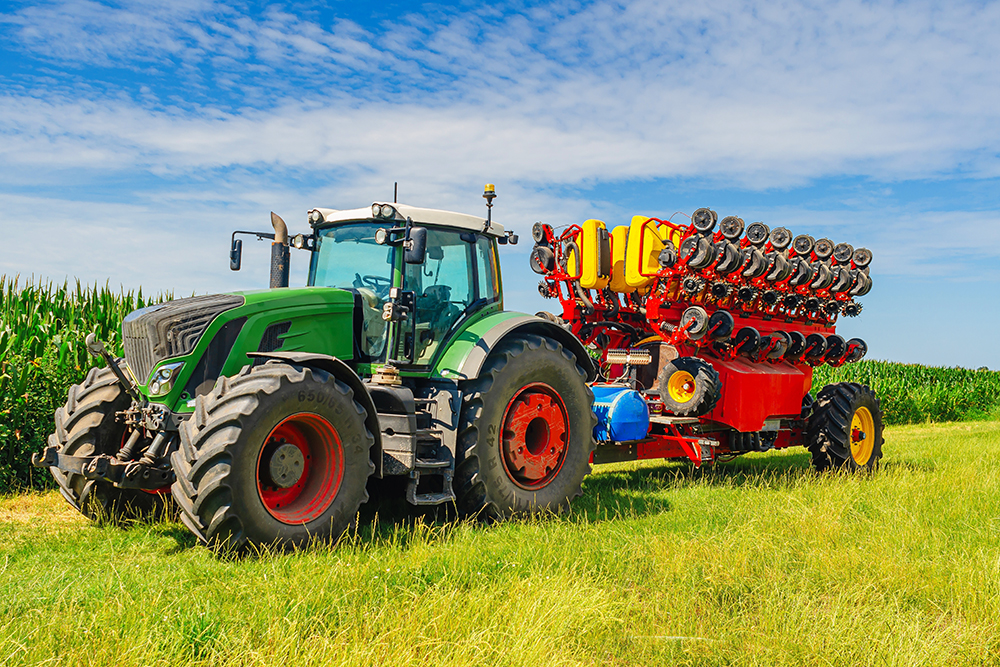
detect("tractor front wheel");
top-left (807, 382), bottom-right (884, 471)
top-left (171, 362), bottom-right (374, 553)
top-left (455, 334), bottom-right (596, 519)
top-left (46, 364), bottom-right (168, 523)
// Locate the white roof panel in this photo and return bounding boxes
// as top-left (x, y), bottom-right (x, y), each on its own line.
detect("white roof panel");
top-left (309, 202), bottom-right (505, 238)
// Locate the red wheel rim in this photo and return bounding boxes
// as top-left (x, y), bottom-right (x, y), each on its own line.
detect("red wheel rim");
top-left (256, 413), bottom-right (345, 524)
top-left (500, 383), bottom-right (570, 490)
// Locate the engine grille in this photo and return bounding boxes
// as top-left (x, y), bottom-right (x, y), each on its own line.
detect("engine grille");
top-left (122, 294), bottom-right (245, 384)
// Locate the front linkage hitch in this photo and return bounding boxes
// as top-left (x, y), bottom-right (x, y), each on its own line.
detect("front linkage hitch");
top-left (31, 335), bottom-right (182, 492)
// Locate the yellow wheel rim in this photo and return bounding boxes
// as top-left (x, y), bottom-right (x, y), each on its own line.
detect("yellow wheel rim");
top-left (850, 406), bottom-right (875, 465)
top-left (667, 370), bottom-right (696, 403)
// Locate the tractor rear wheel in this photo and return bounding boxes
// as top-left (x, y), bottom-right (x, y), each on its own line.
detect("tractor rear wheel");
top-left (171, 362), bottom-right (374, 553)
top-left (657, 357), bottom-right (721, 416)
top-left (806, 382), bottom-right (884, 471)
top-left (455, 334), bottom-right (596, 519)
top-left (47, 365), bottom-right (168, 523)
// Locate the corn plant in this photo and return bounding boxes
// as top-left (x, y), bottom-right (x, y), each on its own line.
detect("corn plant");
top-left (0, 276), bottom-right (172, 490)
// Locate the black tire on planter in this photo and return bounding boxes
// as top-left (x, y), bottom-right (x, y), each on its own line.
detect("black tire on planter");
top-left (171, 362), bottom-right (374, 553)
top-left (806, 382), bottom-right (884, 472)
top-left (657, 357), bottom-right (722, 416)
top-left (455, 334), bottom-right (596, 519)
top-left (47, 364), bottom-right (168, 523)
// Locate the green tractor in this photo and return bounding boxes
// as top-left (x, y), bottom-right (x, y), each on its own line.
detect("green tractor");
top-left (34, 187), bottom-right (597, 552)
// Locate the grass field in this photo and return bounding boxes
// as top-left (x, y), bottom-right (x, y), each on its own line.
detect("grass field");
top-left (3, 420), bottom-right (1000, 666)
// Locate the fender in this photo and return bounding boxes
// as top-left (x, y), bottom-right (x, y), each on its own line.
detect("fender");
top-left (449, 314), bottom-right (596, 382)
top-left (247, 351), bottom-right (383, 476)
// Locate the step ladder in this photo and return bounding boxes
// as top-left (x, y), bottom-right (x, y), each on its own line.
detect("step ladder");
top-left (405, 401), bottom-right (456, 506)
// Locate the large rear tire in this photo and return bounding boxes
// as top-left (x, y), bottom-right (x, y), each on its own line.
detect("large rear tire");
top-left (171, 362), bottom-right (374, 553)
top-left (47, 365), bottom-right (168, 523)
top-left (455, 335), bottom-right (596, 519)
top-left (807, 382), bottom-right (884, 471)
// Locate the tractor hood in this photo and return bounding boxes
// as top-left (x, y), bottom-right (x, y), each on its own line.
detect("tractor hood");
top-left (122, 287), bottom-right (355, 409)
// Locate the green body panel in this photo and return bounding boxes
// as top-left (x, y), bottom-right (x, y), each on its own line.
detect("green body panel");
top-left (139, 287), bottom-right (355, 412)
top-left (430, 309), bottom-right (527, 380)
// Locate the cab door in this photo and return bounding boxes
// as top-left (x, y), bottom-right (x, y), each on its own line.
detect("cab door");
top-left (394, 228), bottom-right (499, 367)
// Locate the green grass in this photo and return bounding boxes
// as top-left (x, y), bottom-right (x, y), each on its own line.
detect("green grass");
top-left (3, 421), bottom-right (1000, 666)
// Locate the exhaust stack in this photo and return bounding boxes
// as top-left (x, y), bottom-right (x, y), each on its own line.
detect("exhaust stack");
top-left (270, 211), bottom-right (289, 288)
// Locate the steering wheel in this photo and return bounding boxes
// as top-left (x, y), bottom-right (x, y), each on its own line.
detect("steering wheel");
top-left (359, 274), bottom-right (392, 296)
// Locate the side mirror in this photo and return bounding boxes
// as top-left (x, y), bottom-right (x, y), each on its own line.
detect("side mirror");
top-left (230, 238), bottom-right (243, 271)
top-left (405, 227), bottom-right (427, 264)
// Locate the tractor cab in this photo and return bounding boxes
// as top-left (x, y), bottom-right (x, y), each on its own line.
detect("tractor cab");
top-left (305, 202), bottom-right (506, 371)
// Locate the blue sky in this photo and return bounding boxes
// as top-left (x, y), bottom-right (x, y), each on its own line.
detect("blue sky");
top-left (1, 0), bottom-right (999, 369)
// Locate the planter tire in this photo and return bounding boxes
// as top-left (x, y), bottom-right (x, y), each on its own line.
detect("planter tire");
top-left (807, 382), bottom-right (884, 471)
top-left (455, 334), bottom-right (596, 519)
top-left (47, 364), bottom-right (168, 523)
top-left (657, 357), bottom-right (722, 416)
top-left (171, 362), bottom-right (374, 553)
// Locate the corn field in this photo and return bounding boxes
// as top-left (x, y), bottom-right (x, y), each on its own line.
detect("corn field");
top-left (0, 275), bottom-right (998, 491)
top-left (0, 276), bottom-right (170, 491)
top-left (813, 360), bottom-right (1000, 425)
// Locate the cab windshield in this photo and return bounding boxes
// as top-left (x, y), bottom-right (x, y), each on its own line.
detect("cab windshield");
top-left (309, 222), bottom-right (395, 293)
top-left (308, 222), bottom-right (395, 358)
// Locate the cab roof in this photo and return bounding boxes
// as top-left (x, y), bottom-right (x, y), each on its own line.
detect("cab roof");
top-left (308, 202), bottom-right (505, 238)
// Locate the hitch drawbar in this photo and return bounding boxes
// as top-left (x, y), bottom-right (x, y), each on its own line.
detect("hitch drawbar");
top-left (32, 442), bottom-right (176, 490)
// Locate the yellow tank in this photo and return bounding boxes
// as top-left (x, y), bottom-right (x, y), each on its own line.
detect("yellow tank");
top-left (566, 219), bottom-right (611, 289)
top-left (624, 216), bottom-right (682, 289)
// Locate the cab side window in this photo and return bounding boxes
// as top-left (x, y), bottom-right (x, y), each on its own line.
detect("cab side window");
top-left (475, 237), bottom-right (499, 303)
top-left (405, 229), bottom-right (476, 364)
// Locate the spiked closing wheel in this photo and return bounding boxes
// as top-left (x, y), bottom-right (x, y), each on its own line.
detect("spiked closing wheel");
top-left (709, 281), bottom-right (731, 299)
top-left (682, 276), bottom-right (705, 296)
top-left (842, 301), bottom-right (863, 317)
top-left (736, 286), bottom-right (759, 303)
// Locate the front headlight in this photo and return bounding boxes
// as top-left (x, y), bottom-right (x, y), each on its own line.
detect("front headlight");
top-left (147, 362), bottom-right (184, 397)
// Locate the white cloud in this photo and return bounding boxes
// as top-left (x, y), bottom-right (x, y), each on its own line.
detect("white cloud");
top-left (1, 0), bottom-right (999, 189)
top-left (1, 0), bottom-right (1000, 369)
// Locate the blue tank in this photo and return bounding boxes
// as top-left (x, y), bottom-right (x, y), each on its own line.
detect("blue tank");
top-left (591, 384), bottom-right (650, 443)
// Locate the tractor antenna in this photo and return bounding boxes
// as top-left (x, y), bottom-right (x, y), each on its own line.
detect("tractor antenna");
top-left (394, 182), bottom-right (398, 204)
top-left (483, 183), bottom-right (496, 232)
